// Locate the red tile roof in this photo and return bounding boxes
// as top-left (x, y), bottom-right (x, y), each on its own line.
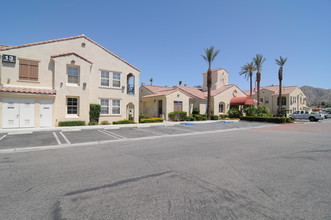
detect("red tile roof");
top-left (0, 35), bottom-right (141, 72)
top-left (0, 86), bottom-right (56, 95)
top-left (51, 52), bottom-right (93, 64)
top-left (244, 85), bottom-right (299, 95)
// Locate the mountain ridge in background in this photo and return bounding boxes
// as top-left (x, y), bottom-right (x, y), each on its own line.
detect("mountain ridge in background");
top-left (301, 86), bottom-right (331, 106)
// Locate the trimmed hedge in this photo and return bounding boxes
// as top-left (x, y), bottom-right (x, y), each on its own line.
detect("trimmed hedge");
top-left (193, 114), bottom-right (207, 121)
top-left (210, 115), bottom-right (219, 120)
top-left (113, 120), bottom-right (135, 124)
top-left (240, 116), bottom-right (294, 123)
top-left (100, 120), bottom-right (110, 125)
top-left (140, 118), bottom-right (164, 123)
top-left (58, 121), bottom-right (86, 127)
top-left (168, 111), bottom-right (187, 121)
top-left (185, 116), bottom-right (196, 121)
top-left (89, 104), bottom-right (101, 123)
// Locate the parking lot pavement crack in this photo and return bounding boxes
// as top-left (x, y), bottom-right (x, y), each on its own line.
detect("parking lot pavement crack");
top-left (64, 170), bottom-right (173, 197)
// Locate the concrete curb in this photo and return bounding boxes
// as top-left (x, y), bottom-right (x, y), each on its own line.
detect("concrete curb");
top-left (0, 120), bottom-right (239, 134)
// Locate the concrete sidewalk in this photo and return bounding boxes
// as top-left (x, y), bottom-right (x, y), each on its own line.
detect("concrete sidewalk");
top-left (0, 120), bottom-right (239, 134)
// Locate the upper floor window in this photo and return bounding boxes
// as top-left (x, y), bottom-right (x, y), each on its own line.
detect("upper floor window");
top-left (265, 97), bottom-right (269, 104)
top-left (113, 72), bottom-right (121, 88)
top-left (67, 66), bottom-right (79, 84)
top-left (277, 97), bottom-right (286, 105)
top-left (100, 71), bottom-right (121, 88)
top-left (19, 59), bottom-right (38, 81)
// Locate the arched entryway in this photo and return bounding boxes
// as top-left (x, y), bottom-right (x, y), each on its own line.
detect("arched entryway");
top-left (126, 102), bottom-right (135, 121)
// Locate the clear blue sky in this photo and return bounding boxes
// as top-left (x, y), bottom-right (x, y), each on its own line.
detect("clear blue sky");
top-left (2, 0), bottom-right (330, 90)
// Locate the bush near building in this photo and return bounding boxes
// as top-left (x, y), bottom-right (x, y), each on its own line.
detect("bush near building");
top-left (113, 120), bottom-right (135, 124)
top-left (58, 121), bottom-right (86, 127)
top-left (168, 111), bottom-right (187, 121)
top-left (89, 104), bottom-right (101, 124)
top-left (240, 116), bottom-right (293, 123)
top-left (140, 118), bottom-right (164, 123)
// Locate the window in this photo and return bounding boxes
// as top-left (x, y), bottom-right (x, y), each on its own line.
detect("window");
top-left (67, 66), bottom-right (79, 84)
top-left (101, 71), bottom-right (110, 87)
top-left (219, 103), bottom-right (224, 113)
top-left (112, 99), bottom-right (121, 114)
top-left (265, 97), bottom-right (269, 104)
top-left (67, 97), bottom-right (78, 115)
top-left (277, 97), bottom-right (286, 105)
top-left (113, 72), bottom-right (121, 88)
top-left (100, 99), bottom-right (110, 115)
top-left (19, 59), bottom-right (38, 81)
top-left (260, 98), bottom-right (264, 103)
top-left (174, 101), bottom-right (183, 112)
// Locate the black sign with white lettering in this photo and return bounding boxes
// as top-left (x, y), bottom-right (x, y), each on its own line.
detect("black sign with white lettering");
top-left (2, 54), bottom-right (16, 63)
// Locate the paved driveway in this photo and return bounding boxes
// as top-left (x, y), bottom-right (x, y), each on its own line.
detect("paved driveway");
top-left (0, 121), bottom-right (267, 150)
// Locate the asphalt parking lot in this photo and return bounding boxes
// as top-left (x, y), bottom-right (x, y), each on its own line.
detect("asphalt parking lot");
top-left (0, 121), bottom-right (267, 150)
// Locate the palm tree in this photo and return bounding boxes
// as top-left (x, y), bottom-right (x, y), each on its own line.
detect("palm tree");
top-left (276, 56), bottom-right (287, 115)
top-left (240, 62), bottom-right (256, 97)
top-left (253, 54), bottom-right (266, 107)
top-left (201, 46), bottom-right (220, 120)
top-left (149, 77), bottom-right (153, 85)
top-left (179, 80), bottom-right (182, 85)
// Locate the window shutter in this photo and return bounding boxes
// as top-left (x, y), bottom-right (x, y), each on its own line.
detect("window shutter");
top-left (19, 60), bottom-right (29, 80)
top-left (29, 61), bottom-right (39, 80)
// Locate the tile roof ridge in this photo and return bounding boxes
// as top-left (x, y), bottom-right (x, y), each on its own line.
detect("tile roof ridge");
top-left (51, 51), bottom-right (93, 64)
top-left (0, 35), bottom-right (141, 72)
top-left (0, 35), bottom-right (85, 51)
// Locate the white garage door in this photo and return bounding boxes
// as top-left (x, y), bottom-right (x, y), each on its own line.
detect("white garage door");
top-left (2, 98), bottom-right (35, 128)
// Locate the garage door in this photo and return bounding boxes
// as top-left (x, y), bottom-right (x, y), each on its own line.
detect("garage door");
top-left (2, 98), bottom-right (35, 128)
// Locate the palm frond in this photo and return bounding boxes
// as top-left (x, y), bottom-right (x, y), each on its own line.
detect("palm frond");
top-left (275, 56), bottom-right (287, 67)
top-left (202, 46), bottom-right (220, 68)
top-left (253, 54), bottom-right (266, 71)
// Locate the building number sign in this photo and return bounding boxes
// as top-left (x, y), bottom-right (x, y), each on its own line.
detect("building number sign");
top-left (2, 54), bottom-right (16, 63)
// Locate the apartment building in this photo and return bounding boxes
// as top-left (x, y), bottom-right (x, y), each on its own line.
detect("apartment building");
top-left (245, 85), bottom-right (308, 114)
top-left (0, 35), bottom-right (140, 128)
top-left (140, 68), bottom-right (250, 120)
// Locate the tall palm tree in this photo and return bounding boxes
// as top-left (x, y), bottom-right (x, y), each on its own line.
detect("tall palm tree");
top-left (276, 56), bottom-right (287, 115)
top-left (201, 46), bottom-right (220, 120)
top-left (240, 62), bottom-right (256, 97)
top-left (149, 77), bottom-right (153, 85)
top-left (253, 54), bottom-right (266, 107)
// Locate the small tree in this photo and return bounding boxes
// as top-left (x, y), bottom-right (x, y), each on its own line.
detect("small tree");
top-left (89, 104), bottom-right (101, 124)
top-left (149, 78), bottom-right (153, 85)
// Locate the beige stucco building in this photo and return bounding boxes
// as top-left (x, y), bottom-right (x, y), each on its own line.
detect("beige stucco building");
top-left (0, 35), bottom-right (140, 128)
top-left (140, 68), bottom-right (249, 120)
top-left (245, 85), bottom-right (308, 115)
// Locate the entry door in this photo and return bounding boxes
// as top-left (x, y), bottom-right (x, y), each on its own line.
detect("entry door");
top-left (158, 100), bottom-right (163, 117)
top-left (18, 99), bottom-right (35, 128)
top-left (40, 100), bottom-right (53, 127)
top-left (2, 98), bottom-right (20, 128)
top-left (2, 98), bottom-right (35, 128)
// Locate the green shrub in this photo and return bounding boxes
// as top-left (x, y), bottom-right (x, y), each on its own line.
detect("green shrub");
top-left (192, 108), bottom-right (200, 114)
top-left (88, 121), bottom-right (98, 126)
top-left (185, 116), bottom-right (196, 121)
top-left (58, 121), bottom-right (86, 127)
top-left (244, 106), bottom-right (257, 116)
top-left (219, 114), bottom-right (228, 119)
top-left (210, 115), bottom-right (219, 120)
top-left (228, 107), bottom-right (241, 118)
top-left (89, 104), bottom-right (101, 124)
top-left (140, 118), bottom-right (164, 123)
top-left (168, 111), bottom-right (187, 121)
top-left (256, 106), bottom-right (272, 117)
top-left (100, 120), bottom-right (110, 125)
top-left (240, 116), bottom-right (294, 123)
top-left (113, 120), bottom-right (135, 124)
top-left (139, 115), bottom-right (149, 120)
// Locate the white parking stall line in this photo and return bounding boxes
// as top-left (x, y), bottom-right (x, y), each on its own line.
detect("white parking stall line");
top-left (0, 134), bottom-right (7, 141)
top-left (103, 130), bottom-right (127, 139)
top-left (53, 132), bottom-right (62, 145)
top-left (98, 130), bottom-right (125, 139)
top-left (59, 132), bottom-right (71, 144)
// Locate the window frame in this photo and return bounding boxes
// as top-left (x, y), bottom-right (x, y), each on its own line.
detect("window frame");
top-left (112, 99), bottom-right (121, 115)
top-left (66, 97), bottom-right (79, 115)
top-left (67, 65), bottom-right (80, 85)
top-left (100, 70), bottom-right (122, 88)
top-left (100, 70), bottom-right (110, 87)
top-left (112, 72), bottom-right (121, 88)
top-left (219, 103), bottom-right (224, 113)
top-left (100, 99), bottom-right (110, 115)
